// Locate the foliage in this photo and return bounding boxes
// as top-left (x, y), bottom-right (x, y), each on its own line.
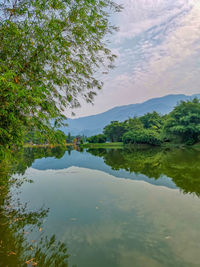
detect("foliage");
top-left (102, 115), bottom-right (162, 146)
top-left (103, 121), bottom-right (127, 142)
top-left (0, 0), bottom-right (122, 147)
top-left (25, 130), bottom-right (47, 145)
top-left (164, 98), bottom-right (200, 144)
top-left (122, 129), bottom-right (161, 146)
top-left (87, 133), bottom-right (106, 143)
top-left (103, 116), bottom-right (163, 145)
top-left (140, 111), bottom-right (164, 132)
top-left (66, 132), bottom-right (72, 143)
top-left (99, 99), bottom-right (200, 146)
top-left (125, 117), bottom-right (144, 131)
top-left (53, 130), bottom-right (67, 145)
top-left (24, 129), bottom-right (67, 145)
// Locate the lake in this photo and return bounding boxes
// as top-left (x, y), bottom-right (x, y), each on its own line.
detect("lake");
top-left (1, 147), bottom-right (200, 266)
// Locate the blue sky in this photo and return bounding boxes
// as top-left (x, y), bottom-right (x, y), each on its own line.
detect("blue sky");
top-left (68, 0), bottom-right (200, 118)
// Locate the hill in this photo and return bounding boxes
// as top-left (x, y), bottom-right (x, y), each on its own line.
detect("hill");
top-left (60, 94), bottom-right (200, 136)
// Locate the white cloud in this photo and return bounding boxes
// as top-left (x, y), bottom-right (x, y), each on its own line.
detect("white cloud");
top-left (70, 0), bottom-right (200, 117)
top-left (129, 1), bottom-right (200, 95)
top-left (114, 0), bottom-right (194, 42)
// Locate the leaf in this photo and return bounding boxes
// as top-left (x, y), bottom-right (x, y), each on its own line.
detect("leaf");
top-left (8, 251), bottom-right (16, 255)
top-left (25, 258), bottom-right (35, 264)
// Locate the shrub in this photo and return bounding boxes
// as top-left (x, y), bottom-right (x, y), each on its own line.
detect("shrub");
top-left (122, 130), bottom-right (161, 146)
top-left (87, 134), bottom-right (107, 143)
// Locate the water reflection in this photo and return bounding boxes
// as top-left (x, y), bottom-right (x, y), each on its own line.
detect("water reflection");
top-left (19, 165), bottom-right (200, 267)
top-left (0, 149), bottom-right (69, 266)
top-left (1, 146), bottom-right (200, 266)
top-left (29, 146), bottom-right (200, 196)
top-left (87, 147), bottom-right (200, 196)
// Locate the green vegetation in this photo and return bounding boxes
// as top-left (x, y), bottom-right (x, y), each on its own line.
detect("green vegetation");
top-left (122, 129), bottom-right (161, 145)
top-left (0, 0), bottom-right (122, 148)
top-left (164, 98), bottom-right (200, 145)
top-left (23, 129), bottom-right (88, 146)
top-left (83, 142), bottom-right (123, 149)
top-left (87, 99), bottom-right (200, 146)
top-left (24, 129), bottom-right (67, 145)
top-left (103, 121), bottom-right (127, 142)
top-left (87, 134), bottom-right (107, 143)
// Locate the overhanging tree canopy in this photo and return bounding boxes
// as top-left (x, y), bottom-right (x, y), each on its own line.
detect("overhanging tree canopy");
top-left (0, 0), bottom-right (122, 146)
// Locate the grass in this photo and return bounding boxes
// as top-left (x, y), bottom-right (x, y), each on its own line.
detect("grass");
top-left (192, 142), bottom-right (200, 150)
top-left (82, 142), bottom-right (124, 149)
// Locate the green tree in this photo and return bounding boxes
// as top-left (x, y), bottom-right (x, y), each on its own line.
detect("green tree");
top-left (164, 98), bottom-right (200, 144)
top-left (125, 117), bottom-right (144, 131)
top-left (66, 132), bottom-right (72, 143)
top-left (87, 133), bottom-right (106, 143)
top-left (121, 116), bottom-right (162, 146)
top-left (140, 111), bottom-right (164, 132)
top-left (122, 129), bottom-right (161, 146)
top-left (0, 0), bottom-right (122, 147)
top-left (103, 121), bottom-right (127, 142)
top-left (24, 130), bottom-right (47, 144)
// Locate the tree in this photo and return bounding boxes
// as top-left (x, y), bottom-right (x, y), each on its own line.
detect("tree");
top-left (66, 132), bottom-right (72, 143)
top-left (87, 133), bottom-right (106, 143)
top-left (122, 129), bottom-right (161, 146)
top-left (140, 112), bottom-right (164, 132)
top-left (125, 117), bottom-right (143, 131)
top-left (0, 0), bottom-right (122, 147)
top-left (103, 121), bottom-right (127, 142)
top-left (164, 98), bottom-right (200, 144)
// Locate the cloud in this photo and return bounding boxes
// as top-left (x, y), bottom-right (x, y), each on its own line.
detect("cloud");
top-left (71, 0), bottom-right (200, 117)
top-left (129, 1), bottom-right (200, 95)
top-left (114, 0), bottom-right (194, 42)
top-left (108, 0), bottom-right (200, 101)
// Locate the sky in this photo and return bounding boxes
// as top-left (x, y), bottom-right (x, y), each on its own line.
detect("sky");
top-left (67, 0), bottom-right (200, 118)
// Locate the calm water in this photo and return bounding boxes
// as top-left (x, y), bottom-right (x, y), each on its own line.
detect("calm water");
top-left (1, 147), bottom-right (200, 266)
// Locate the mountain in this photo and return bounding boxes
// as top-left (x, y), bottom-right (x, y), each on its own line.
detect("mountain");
top-left (60, 94), bottom-right (200, 136)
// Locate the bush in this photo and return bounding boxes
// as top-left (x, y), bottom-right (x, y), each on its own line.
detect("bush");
top-left (87, 134), bottom-right (107, 143)
top-left (122, 130), bottom-right (161, 146)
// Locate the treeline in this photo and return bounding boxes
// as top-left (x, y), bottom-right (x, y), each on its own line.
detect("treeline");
top-left (87, 98), bottom-right (200, 146)
top-left (24, 130), bottom-right (87, 145)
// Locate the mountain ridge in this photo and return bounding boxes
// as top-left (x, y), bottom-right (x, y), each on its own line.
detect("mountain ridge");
top-left (60, 93), bottom-right (200, 136)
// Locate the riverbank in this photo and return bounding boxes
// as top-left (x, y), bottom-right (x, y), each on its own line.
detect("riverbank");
top-left (23, 143), bottom-right (74, 148)
top-left (82, 141), bottom-right (200, 150)
top-left (23, 141), bottom-right (200, 150)
top-left (82, 142), bottom-right (124, 149)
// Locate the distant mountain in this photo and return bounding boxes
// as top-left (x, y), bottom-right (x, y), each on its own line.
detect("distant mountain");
top-left (60, 94), bottom-right (200, 136)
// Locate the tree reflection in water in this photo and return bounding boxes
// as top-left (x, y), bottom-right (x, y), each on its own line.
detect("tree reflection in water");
top-left (0, 148), bottom-right (70, 267)
top-left (1, 145), bottom-right (200, 266)
top-left (87, 147), bottom-right (200, 196)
